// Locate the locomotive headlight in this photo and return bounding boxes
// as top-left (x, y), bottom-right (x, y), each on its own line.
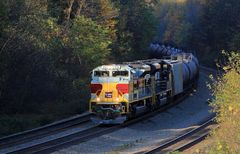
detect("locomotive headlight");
top-left (96, 97), bottom-right (101, 102)
top-left (115, 97), bottom-right (120, 102)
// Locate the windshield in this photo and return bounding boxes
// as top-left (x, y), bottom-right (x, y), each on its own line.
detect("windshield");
top-left (112, 71), bottom-right (128, 77)
top-left (94, 71), bottom-right (109, 77)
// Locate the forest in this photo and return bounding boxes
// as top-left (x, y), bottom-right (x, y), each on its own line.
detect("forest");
top-left (0, 0), bottom-right (240, 152)
top-left (0, 0), bottom-right (157, 136)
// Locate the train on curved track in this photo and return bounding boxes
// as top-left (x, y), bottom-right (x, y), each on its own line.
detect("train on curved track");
top-left (89, 43), bottom-right (199, 124)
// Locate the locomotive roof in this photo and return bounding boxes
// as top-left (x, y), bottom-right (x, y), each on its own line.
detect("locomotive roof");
top-left (93, 64), bottom-right (132, 71)
top-left (93, 53), bottom-right (195, 71)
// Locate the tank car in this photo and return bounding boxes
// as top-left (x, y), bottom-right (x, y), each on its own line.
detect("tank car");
top-left (89, 44), bottom-right (199, 124)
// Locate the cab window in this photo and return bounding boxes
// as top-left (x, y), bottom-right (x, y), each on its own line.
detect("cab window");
top-left (112, 71), bottom-right (128, 77)
top-left (94, 71), bottom-right (109, 77)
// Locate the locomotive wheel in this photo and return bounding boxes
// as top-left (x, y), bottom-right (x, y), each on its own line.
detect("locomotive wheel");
top-left (146, 98), bottom-right (154, 111)
top-left (128, 105), bottom-right (136, 119)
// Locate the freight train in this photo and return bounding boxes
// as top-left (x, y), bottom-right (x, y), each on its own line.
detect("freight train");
top-left (89, 43), bottom-right (199, 124)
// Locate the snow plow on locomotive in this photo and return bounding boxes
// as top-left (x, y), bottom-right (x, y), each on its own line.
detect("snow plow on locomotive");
top-left (89, 44), bottom-right (199, 124)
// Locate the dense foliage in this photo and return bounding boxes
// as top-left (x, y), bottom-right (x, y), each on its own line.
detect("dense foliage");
top-left (112, 0), bottom-right (158, 61)
top-left (0, 0), bottom-right (157, 135)
top-left (155, 1), bottom-right (240, 153)
top-left (155, 0), bottom-right (240, 65)
top-left (156, 0), bottom-right (201, 49)
top-left (154, 0), bottom-right (203, 48)
top-left (199, 52), bottom-right (240, 153)
top-left (191, 0), bottom-right (240, 64)
top-left (0, 0), bottom-right (113, 114)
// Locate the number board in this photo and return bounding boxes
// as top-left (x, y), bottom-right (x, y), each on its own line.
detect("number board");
top-left (105, 92), bottom-right (112, 98)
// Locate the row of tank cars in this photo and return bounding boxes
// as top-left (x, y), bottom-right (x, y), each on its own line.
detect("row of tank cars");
top-left (89, 43), bottom-right (199, 124)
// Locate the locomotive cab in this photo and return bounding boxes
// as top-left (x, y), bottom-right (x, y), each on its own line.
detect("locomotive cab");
top-left (89, 65), bottom-right (132, 124)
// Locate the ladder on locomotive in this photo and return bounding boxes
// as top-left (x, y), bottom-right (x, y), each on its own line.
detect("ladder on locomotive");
top-left (159, 64), bottom-right (169, 91)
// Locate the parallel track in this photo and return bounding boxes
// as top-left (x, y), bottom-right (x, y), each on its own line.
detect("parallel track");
top-left (6, 126), bottom-right (115, 154)
top-left (142, 67), bottom-right (218, 154)
top-left (1, 86), bottom-right (192, 154)
top-left (0, 113), bottom-right (92, 151)
top-left (0, 67), bottom-right (216, 154)
top-left (143, 115), bottom-right (217, 154)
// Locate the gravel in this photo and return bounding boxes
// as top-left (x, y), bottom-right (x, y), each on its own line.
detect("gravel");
top-left (52, 70), bottom-right (213, 154)
top-left (0, 121), bottom-right (96, 153)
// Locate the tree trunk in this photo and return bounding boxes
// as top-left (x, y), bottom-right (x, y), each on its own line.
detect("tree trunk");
top-left (58, 0), bottom-right (74, 24)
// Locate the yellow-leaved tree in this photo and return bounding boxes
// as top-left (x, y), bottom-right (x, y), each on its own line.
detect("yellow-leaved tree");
top-left (206, 51), bottom-right (240, 153)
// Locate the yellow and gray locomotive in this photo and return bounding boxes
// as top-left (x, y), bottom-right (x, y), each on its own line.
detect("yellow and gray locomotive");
top-left (89, 44), bottom-right (199, 124)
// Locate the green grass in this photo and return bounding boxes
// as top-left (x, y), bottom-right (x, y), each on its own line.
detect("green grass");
top-left (0, 114), bottom-right (54, 137)
top-left (0, 99), bottom-right (88, 138)
top-left (109, 138), bottom-right (145, 153)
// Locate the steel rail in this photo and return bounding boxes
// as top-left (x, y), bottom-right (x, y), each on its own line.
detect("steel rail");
top-left (0, 112), bottom-right (92, 149)
top-left (1, 67), bottom-right (216, 154)
top-left (6, 126), bottom-right (112, 154)
top-left (140, 66), bottom-right (218, 154)
top-left (175, 131), bottom-right (210, 152)
top-left (143, 115), bottom-right (217, 154)
top-left (2, 84), bottom-right (193, 154)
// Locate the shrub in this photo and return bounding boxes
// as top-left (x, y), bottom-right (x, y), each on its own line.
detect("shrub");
top-left (206, 51), bottom-right (240, 153)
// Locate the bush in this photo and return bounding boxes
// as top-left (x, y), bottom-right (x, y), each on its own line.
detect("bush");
top-left (206, 51), bottom-right (240, 153)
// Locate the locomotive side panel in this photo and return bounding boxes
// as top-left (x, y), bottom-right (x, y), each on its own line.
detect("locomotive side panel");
top-left (89, 45), bottom-right (199, 124)
top-left (170, 62), bottom-right (183, 95)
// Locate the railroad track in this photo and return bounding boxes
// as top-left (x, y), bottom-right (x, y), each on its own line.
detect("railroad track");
top-left (0, 86), bottom-right (193, 154)
top-left (0, 113), bottom-right (92, 153)
top-left (3, 126), bottom-right (119, 154)
top-left (143, 115), bottom-right (217, 154)
top-left (0, 67), bottom-right (216, 154)
top-left (140, 67), bottom-right (218, 154)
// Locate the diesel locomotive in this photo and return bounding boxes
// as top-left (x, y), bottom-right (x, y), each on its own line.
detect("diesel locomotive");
top-left (89, 43), bottom-right (199, 124)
